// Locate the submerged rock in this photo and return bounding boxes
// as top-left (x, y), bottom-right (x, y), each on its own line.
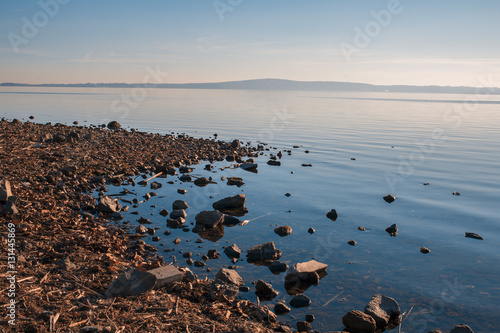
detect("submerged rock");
top-left (386, 223), bottom-right (398, 236)
top-left (383, 194), bottom-right (396, 203)
top-left (364, 294), bottom-right (400, 329)
top-left (290, 294), bottom-right (311, 308)
top-left (172, 200), bottom-right (188, 210)
top-left (465, 232), bottom-right (483, 240)
top-left (326, 209), bottom-right (338, 221)
top-left (268, 261), bottom-right (288, 275)
top-left (274, 302), bottom-right (291, 315)
top-left (285, 260), bottom-right (327, 294)
top-left (254, 279), bottom-right (278, 301)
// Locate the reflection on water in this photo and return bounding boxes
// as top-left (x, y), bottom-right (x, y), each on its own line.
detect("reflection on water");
top-left (1, 87), bottom-right (499, 332)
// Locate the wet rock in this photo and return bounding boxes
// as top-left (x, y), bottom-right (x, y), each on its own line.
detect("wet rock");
top-left (150, 181), bottom-right (162, 190)
top-left (135, 225), bottom-right (147, 234)
top-left (177, 188), bottom-right (187, 194)
top-left (301, 163), bottom-right (313, 167)
top-left (247, 242), bottom-right (282, 263)
top-left (347, 240), bottom-right (357, 246)
top-left (172, 200), bottom-right (188, 210)
top-left (449, 324), bottom-right (474, 333)
top-left (198, 223), bottom-right (225, 242)
top-left (224, 244), bottom-right (241, 259)
top-left (255, 279), bottom-right (278, 300)
top-left (274, 302), bottom-right (291, 315)
top-left (308, 228), bottom-right (315, 234)
top-left (179, 174), bottom-right (192, 182)
top-left (358, 226), bottom-right (366, 231)
top-left (465, 232), bottom-right (483, 240)
top-left (179, 166), bottom-right (193, 174)
top-left (96, 196), bottom-right (122, 213)
top-left (183, 268), bottom-right (197, 282)
top-left (147, 228), bottom-right (155, 235)
top-left (215, 268), bottom-right (243, 286)
top-left (170, 209), bottom-right (187, 219)
top-left (231, 139), bottom-right (240, 148)
top-left (305, 314), bottom-right (315, 322)
top-left (173, 238), bottom-right (181, 245)
top-left (274, 225), bottom-right (292, 237)
top-left (386, 223), bottom-right (398, 236)
top-left (239, 286), bottom-right (250, 292)
top-left (159, 209), bottom-right (169, 217)
top-left (297, 321), bottom-right (311, 332)
top-left (207, 249), bottom-right (219, 259)
top-left (195, 210), bottom-right (225, 227)
top-left (148, 265), bottom-right (183, 289)
top-left (152, 236), bottom-right (160, 242)
top-left (239, 163), bottom-right (258, 171)
top-left (194, 260), bottom-right (205, 267)
top-left (222, 215), bottom-right (241, 226)
top-left (105, 268), bottom-right (156, 297)
top-left (212, 194), bottom-right (246, 210)
top-left (290, 294), bottom-right (311, 308)
top-left (56, 257), bottom-right (76, 271)
top-left (110, 212), bottom-right (123, 220)
top-left (267, 160), bottom-right (281, 166)
top-left (0, 179), bottom-right (12, 202)
top-left (227, 177), bottom-right (245, 186)
top-left (364, 294), bottom-right (400, 329)
top-left (342, 310), bottom-right (377, 333)
top-left (452, 191), bottom-right (461, 196)
top-left (167, 218), bottom-right (185, 228)
top-left (138, 217), bottom-right (152, 224)
top-left (194, 177), bottom-right (210, 187)
top-left (383, 194), bottom-right (396, 203)
top-left (285, 260), bottom-right (327, 294)
top-left (326, 209), bottom-right (338, 221)
top-left (269, 261), bottom-right (288, 274)
top-left (420, 247), bottom-right (431, 254)
top-left (182, 251), bottom-right (192, 258)
top-left (107, 121), bottom-right (121, 130)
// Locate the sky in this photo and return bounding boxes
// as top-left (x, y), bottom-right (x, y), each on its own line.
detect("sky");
top-left (1, 0), bottom-right (500, 86)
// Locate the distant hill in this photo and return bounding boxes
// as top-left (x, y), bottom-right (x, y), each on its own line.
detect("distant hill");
top-left (2, 78), bottom-right (499, 94)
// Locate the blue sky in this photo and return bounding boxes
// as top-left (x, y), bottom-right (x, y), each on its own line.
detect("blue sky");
top-left (1, 0), bottom-right (499, 86)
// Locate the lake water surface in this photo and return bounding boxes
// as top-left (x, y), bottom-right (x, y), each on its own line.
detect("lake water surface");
top-left (1, 87), bottom-right (499, 332)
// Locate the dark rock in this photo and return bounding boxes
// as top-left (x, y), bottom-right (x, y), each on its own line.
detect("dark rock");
top-left (0, 201), bottom-right (18, 216)
top-left (177, 188), bottom-right (187, 194)
top-left (96, 196), bottom-right (122, 213)
top-left (53, 133), bottom-right (66, 143)
top-left (105, 268), bottom-right (156, 297)
top-left (182, 252), bottom-right (192, 258)
top-left (167, 218), bottom-right (185, 228)
top-left (152, 236), bottom-right (160, 242)
top-left (449, 324), bottom-right (474, 333)
top-left (231, 139), bottom-right (240, 148)
top-left (358, 226), bottom-right (366, 231)
top-left (274, 302), bottom-right (291, 315)
top-left (207, 249), bottom-right (219, 259)
top-left (224, 244), bottom-right (241, 259)
top-left (267, 160), bottom-right (281, 166)
top-left (290, 294), bottom-right (311, 308)
top-left (305, 314), bottom-right (315, 323)
top-left (227, 177), bottom-right (245, 186)
top-left (195, 210), bottom-right (225, 228)
top-left (239, 286), bottom-right (250, 292)
top-left (347, 240), bottom-right (357, 246)
top-left (150, 181), bottom-right (162, 190)
top-left (179, 166), bottom-right (193, 174)
top-left (247, 241), bottom-right (282, 263)
top-left (255, 279), bottom-right (278, 301)
top-left (194, 177), bottom-right (210, 187)
top-left (215, 268), bottom-right (243, 286)
top-left (364, 294), bottom-right (400, 329)
top-left (452, 191), bottom-right (461, 196)
top-left (308, 228), bottom-right (315, 234)
top-left (465, 232), bottom-right (483, 240)
top-left (56, 257), bottom-right (76, 271)
top-left (239, 163), bottom-right (258, 171)
top-left (198, 223), bottom-right (225, 242)
top-left (0, 179), bottom-right (13, 202)
top-left (386, 223), bottom-right (398, 236)
top-left (138, 217), bottom-right (152, 224)
top-left (110, 212), bottom-right (123, 220)
top-left (301, 164), bottom-right (313, 167)
top-left (284, 193), bottom-right (291, 197)
top-left (269, 261), bottom-right (288, 274)
top-left (147, 228), bottom-right (155, 235)
top-left (170, 209), bottom-right (187, 219)
top-left (342, 310), bottom-right (377, 333)
top-left (297, 321), bottom-right (311, 332)
top-left (326, 209), bottom-right (338, 221)
top-left (179, 174), bottom-right (192, 182)
top-left (222, 215), bottom-right (241, 226)
top-left (172, 200), bottom-right (188, 210)
top-left (107, 121), bottom-right (121, 130)
top-left (212, 194), bottom-right (246, 210)
top-left (274, 225), bottom-right (292, 237)
top-left (173, 238), bottom-right (181, 245)
top-left (420, 247), bottom-right (431, 254)
top-left (135, 225), bottom-right (147, 234)
top-left (164, 230), bottom-right (171, 236)
top-left (159, 209), bottom-right (169, 217)
top-left (383, 194), bottom-right (396, 203)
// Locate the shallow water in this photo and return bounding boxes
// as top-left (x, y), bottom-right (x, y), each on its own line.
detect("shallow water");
top-left (1, 87), bottom-right (500, 332)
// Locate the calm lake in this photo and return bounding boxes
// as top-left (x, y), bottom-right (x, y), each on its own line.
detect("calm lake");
top-left (1, 87), bottom-right (499, 332)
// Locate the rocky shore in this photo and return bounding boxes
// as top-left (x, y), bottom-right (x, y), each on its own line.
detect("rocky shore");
top-left (0, 119), bottom-right (478, 333)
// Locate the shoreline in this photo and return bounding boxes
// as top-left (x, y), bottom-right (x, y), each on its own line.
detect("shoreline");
top-left (0, 119), bottom-right (285, 332)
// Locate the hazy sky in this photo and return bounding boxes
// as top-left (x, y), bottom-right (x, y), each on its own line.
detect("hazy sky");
top-left (1, 0), bottom-right (500, 86)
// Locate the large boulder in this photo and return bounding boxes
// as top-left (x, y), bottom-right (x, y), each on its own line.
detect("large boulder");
top-left (247, 242), bottom-right (282, 263)
top-left (96, 196), bottom-right (122, 213)
top-left (195, 210), bottom-right (225, 228)
top-left (212, 194), bottom-right (246, 210)
top-left (364, 294), bottom-right (400, 329)
top-left (0, 180), bottom-right (12, 202)
top-left (342, 310), bottom-right (377, 333)
top-left (215, 268), bottom-right (243, 286)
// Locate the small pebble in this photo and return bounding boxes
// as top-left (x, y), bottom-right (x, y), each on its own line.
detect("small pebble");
top-left (347, 240), bottom-right (356, 246)
top-left (308, 228), bottom-right (315, 234)
top-left (420, 247), bottom-right (431, 254)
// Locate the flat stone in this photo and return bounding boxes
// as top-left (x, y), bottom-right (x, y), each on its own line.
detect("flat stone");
top-left (105, 268), bottom-right (156, 297)
top-left (147, 265), bottom-right (183, 289)
top-left (364, 294), bottom-right (400, 329)
top-left (239, 163), bottom-right (258, 171)
top-left (195, 210), bottom-right (225, 227)
top-left (215, 268), bottom-right (243, 286)
top-left (212, 194), bottom-right (246, 210)
top-left (342, 310), bottom-right (377, 333)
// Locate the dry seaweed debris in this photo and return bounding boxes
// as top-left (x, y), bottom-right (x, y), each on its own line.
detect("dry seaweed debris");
top-left (0, 119), bottom-right (286, 333)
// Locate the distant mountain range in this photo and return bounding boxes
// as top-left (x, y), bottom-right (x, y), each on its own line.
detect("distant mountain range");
top-left (2, 78), bottom-right (500, 94)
